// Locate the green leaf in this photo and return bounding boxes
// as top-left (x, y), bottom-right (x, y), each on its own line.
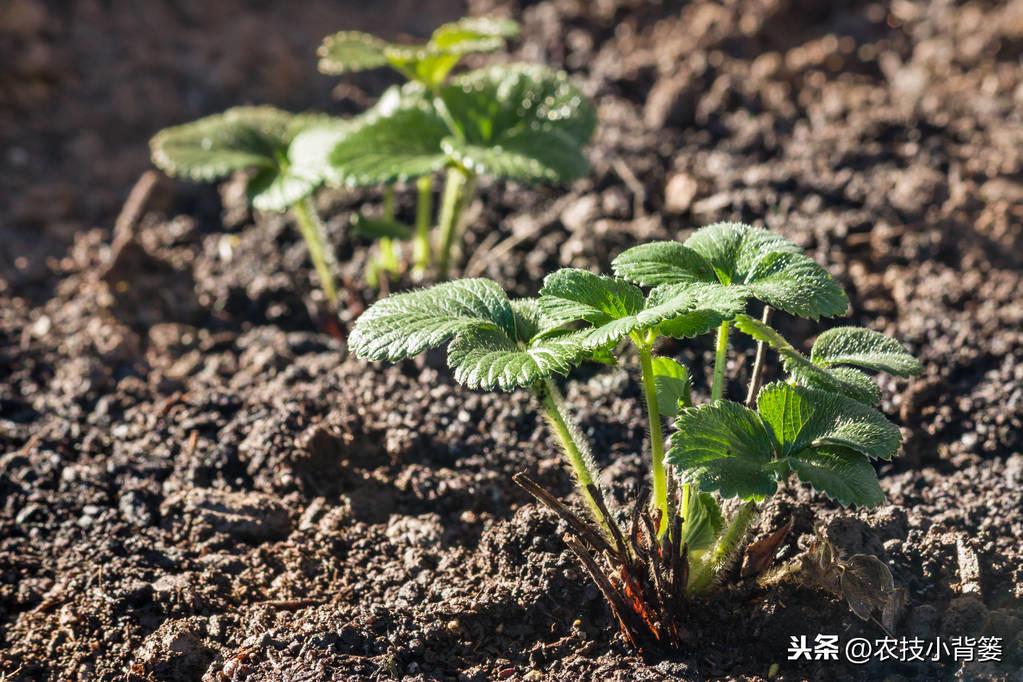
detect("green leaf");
top-left (351, 214), bottom-right (413, 240)
top-left (687, 223), bottom-right (848, 319)
top-left (248, 167), bottom-right (318, 213)
top-left (670, 382), bottom-right (899, 507)
top-left (811, 327), bottom-right (922, 376)
top-left (755, 382), bottom-right (901, 461)
top-left (447, 326), bottom-right (584, 391)
top-left (797, 366), bottom-right (882, 407)
top-left (430, 17), bottom-right (520, 54)
top-left (787, 447), bottom-right (885, 507)
top-left (733, 314), bottom-right (881, 405)
top-left (652, 356), bottom-right (691, 417)
top-left (318, 18), bottom-right (519, 87)
top-left (151, 107), bottom-right (341, 213)
top-left (743, 251), bottom-right (849, 320)
top-left (287, 121), bottom-right (352, 188)
top-left (612, 242), bottom-right (718, 287)
top-left (540, 276), bottom-right (745, 351)
top-left (327, 102), bottom-right (449, 186)
top-left (669, 401), bottom-right (778, 501)
top-left (651, 283), bottom-right (748, 339)
top-left (538, 269), bottom-right (644, 327)
top-left (317, 31), bottom-right (391, 75)
top-left (685, 222), bottom-right (802, 285)
top-left (391, 17), bottom-right (520, 87)
top-left (610, 224), bottom-right (848, 319)
top-left (681, 491), bottom-right (724, 552)
top-left (385, 47), bottom-right (462, 89)
top-left (150, 106), bottom-right (297, 182)
top-left (439, 64), bottom-right (595, 183)
top-left (349, 278), bottom-right (513, 361)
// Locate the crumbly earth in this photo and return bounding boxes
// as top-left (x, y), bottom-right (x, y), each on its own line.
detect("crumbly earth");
top-left (2, 0), bottom-right (1022, 680)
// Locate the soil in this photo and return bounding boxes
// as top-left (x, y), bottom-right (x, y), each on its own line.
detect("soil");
top-left (2, 0), bottom-right (1023, 680)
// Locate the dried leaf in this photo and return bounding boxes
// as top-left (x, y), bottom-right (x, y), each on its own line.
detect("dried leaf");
top-left (840, 554), bottom-right (895, 622)
top-left (741, 517), bottom-right (793, 578)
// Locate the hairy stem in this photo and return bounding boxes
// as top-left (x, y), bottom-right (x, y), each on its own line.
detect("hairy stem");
top-left (711, 320), bottom-right (731, 401)
top-left (688, 501), bottom-right (757, 594)
top-left (291, 197), bottom-right (338, 305)
top-left (413, 175), bottom-right (433, 273)
top-left (436, 166), bottom-right (475, 278)
top-left (538, 378), bottom-right (611, 536)
top-left (636, 346), bottom-right (669, 534)
top-left (745, 305), bottom-right (773, 407)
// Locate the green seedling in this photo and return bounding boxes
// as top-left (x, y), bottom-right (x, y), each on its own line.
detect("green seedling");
top-left (317, 17), bottom-right (595, 278)
top-left (318, 17), bottom-right (518, 282)
top-left (150, 106), bottom-right (344, 305)
top-left (349, 222), bottom-right (921, 653)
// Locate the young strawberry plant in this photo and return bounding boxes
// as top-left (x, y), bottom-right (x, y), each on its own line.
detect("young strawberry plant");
top-left (351, 222), bottom-right (921, 653)
top-left (317, 17), bottom-right (595, 278)
top-left (150, 106), bottom-right (344, 305)
top-left (148, 16), bottom-right (594, 302)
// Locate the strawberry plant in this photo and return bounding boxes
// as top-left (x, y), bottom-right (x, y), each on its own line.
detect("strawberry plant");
top-left (354, 228), bottom-right (920, 650)
top-left (317, 17), bottom-right (595, 278)
top-left (148, 16), bottom-right (594, 302)
top-left (150, 107), bottom-right (344, 304)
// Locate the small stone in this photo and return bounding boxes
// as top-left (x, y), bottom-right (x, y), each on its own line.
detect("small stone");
top-left (664, 172), bottom-right (699, 213)
top-left (560, 195), bottom-right (599, 233)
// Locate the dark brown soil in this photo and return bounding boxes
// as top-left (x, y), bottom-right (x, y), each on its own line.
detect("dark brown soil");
top-left (2, 0), bottom-right (1023, 680)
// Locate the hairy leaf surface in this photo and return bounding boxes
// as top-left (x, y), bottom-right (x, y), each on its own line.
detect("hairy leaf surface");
top-left (317, 31), bottom-right (391, 75)
top-left (447, 326), bottom-right (584, 390)
top-left (669, 382), bottom-right (899, 506)
top-left (439, 64), bottom-right (595, 183)
top-left (811, 327), bottom-right (922, 376)
top-left (318, 18), bottom-right (519, 87)
top-left (327, 102), bottom-right (449, 185)
top-left (755, 382), bottom-right (901, 461)
top-left (150, 106), bottom-right (295, 181)
top-left (669, 401), bottom-right (777, 501)
top-left (349, 279), bottom-right (513, 361)
top-left (538, 269), bottom-right (644, 327)
top-left (652, 283), bottom-right (748, 339)
top-left (610, 223), bottom-right (848, 319)
top-left (612, 242), bottom-right (717, 287)
top-left (787, 447), bottom-right (885, 507)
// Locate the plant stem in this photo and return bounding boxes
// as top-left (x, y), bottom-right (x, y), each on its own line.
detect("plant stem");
top-left (636, 345), bottom-right (669, 534)
top-left (436, 165), bottom-right (475, 278)
top-left (538, 378), bottom-right (611, 536)
top-left (291, 197), bottom-right (338, 305)
top-left (413, 175), bottom-right (433, 273)
top-left (711, 320), bottom-right (731, 401)
top-left (688, 500), bottom-right (757, 594)
top-left (745, 305), bottom-right (773, 407)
